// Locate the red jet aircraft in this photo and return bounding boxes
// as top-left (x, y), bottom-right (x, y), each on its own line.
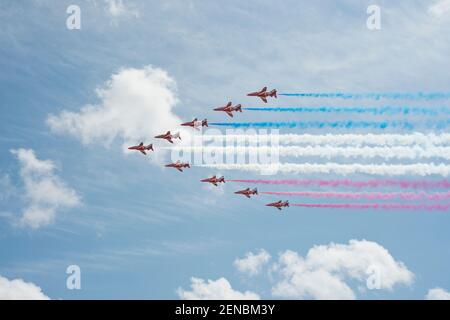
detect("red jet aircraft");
top-left (154, 131), bottom-right (181, 144)
top-left (201, 175), bottom-right (225, 186)
top-left (181, 118), bottom-right (208, 130)
top-left (165, 161), bottom-right (190, 172)
top-left (127, 142), bottom-right (154, 155)
top-left (234, 188), bottom-right (258, 198)
top-left (266, 200), bottom-right (289, 210)
top-left (247, 87), bottom-right (277, 103)
top-left (213, 102), bottom-right (242, 117)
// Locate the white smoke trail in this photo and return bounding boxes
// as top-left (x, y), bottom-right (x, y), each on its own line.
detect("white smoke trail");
top-left (200, 133), bottom-right (450, 147)
top-left (168, 145), bottom-right (450, 160)
top-left (197, 163), bottom-right (450, 176)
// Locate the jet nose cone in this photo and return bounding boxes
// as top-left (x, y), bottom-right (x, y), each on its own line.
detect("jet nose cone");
top-left (213, 108), bottom-right (221, 111)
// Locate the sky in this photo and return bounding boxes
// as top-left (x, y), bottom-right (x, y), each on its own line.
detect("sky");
top-left (1, 0), bottom-right (450, 299)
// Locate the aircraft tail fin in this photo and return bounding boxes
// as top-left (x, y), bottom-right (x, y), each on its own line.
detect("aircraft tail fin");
top-left (235, 104), bottom-right (242, 112)
top-left (147, 144), bottom-right (153, 151)
top-left (254, 188), bottom-right (258, 195)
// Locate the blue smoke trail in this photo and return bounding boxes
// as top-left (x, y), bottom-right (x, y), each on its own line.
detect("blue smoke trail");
top-left (210, 120), bottom-right (450, 129)
top-left (279, 92), bottom-right (450, 100)
top-left (243, 106), bottom-right (450, 115)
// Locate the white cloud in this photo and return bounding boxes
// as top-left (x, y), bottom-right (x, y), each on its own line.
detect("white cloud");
top-left (428, 0), bottom-right (450, 17)
top-left (177, 277), bottom-right (260, 300)
top-left (234, 249), bottom-right (271, 276)
top-left (426, 287), bottom-right (450, 300)
top-left (271, 239), bottom-right (414, 300)
top-left (47, 66), bottom-right (183, 152)
top-left (104, 0), bottom-right (138, 18)
top-left (0, 174), bottom-right (16, 201)
top-left (0, 275), bottom-right (49, 300)
top-left (11, 149), bottom-right (80, 229)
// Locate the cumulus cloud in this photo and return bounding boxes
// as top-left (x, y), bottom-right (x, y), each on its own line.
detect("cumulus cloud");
top-left (11, 149), bottom-right (80, 229)
top-left (177, 277), bottom-right (260, 300)
top-left (234, 249), bottom-right (271, 276)
top-left (271, 240), bottom-right (414, 300)
top-left (426, 287), bottom-right (450, 300)
top-left (428, 0), bottom-right (450, 17)
top-left (0, 275), bottom-right (49, 300)
top-left (47, 66), bottom-right (183, 152)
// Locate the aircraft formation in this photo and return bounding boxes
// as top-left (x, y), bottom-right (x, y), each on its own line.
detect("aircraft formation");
top-left (126, 87), bottom-right (284, 210)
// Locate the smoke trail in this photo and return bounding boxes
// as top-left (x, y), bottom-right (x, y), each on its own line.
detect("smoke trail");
top-left (227, 179), bottom-right (450, 189)
top-left (210, 121), bottom-right (415, 129)
top-left (243, 106), bottom-right (450, 115)
top-left (261, 191), bottom-right (450, 201)
top-left (172, 145), bottom-right (450, 160)
top-left (199, 163), bottom-right (450, 176)
top-left (211, 120), bottom-right (450, 130)
top-left (291, 203), bottom-right (450, 211)
top-left (201, 133), bottom-right (450, 146)
top-left (279, 92), bottom-right (450, 100)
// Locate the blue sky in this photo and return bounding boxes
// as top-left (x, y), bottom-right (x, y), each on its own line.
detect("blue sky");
top-left (1, 0), bottom-right (450, 299)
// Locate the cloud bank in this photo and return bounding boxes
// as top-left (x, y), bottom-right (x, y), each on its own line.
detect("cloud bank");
top-left (179, 240), bottom-right (413, 300)
top-left (0, 275), bottom-right (49, 300)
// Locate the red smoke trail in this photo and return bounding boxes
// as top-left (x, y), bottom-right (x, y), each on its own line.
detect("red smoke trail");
top-left (228, 179), bottom-right (450, 189)
top-left (261, 191), bottom-right (450, 201)
top-left (291, 203), bottom-right (450, 211)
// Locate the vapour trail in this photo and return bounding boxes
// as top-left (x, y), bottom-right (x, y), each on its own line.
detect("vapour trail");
top-left (227, 179), bottom-right (450, 189)
top-left (261, 191), bottom-right (450, 201)
top-left (170, 145), bottom-right (450, 160)
top-left (278, 92), bottom-right (450, 100)
top-left (210, 121), bottom-right (415, 129)
top-left (291, 203), bottom-right (450, 211)
top-left (198, 163), bottom-right (450, 176)
top-left (243, 106), bottom-right (450, 115)
top-left (200, 133), bottom-right (450, 146)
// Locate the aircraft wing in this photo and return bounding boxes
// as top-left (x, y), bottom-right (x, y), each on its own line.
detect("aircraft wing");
top-left (213, 182), bottom-right (218, 186)
top-left (226, 111), bottom-right (233, 117)
top-left (260, 96), bottom-right (268, 103)
top-left (140, 150), bottom-right (147, 155)
top-left (177, 168), bottom-right (183, 172)
top-left (245, 194), bottom-right (251, 198)
top-left (168, 138), bottom-right (173, 143)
